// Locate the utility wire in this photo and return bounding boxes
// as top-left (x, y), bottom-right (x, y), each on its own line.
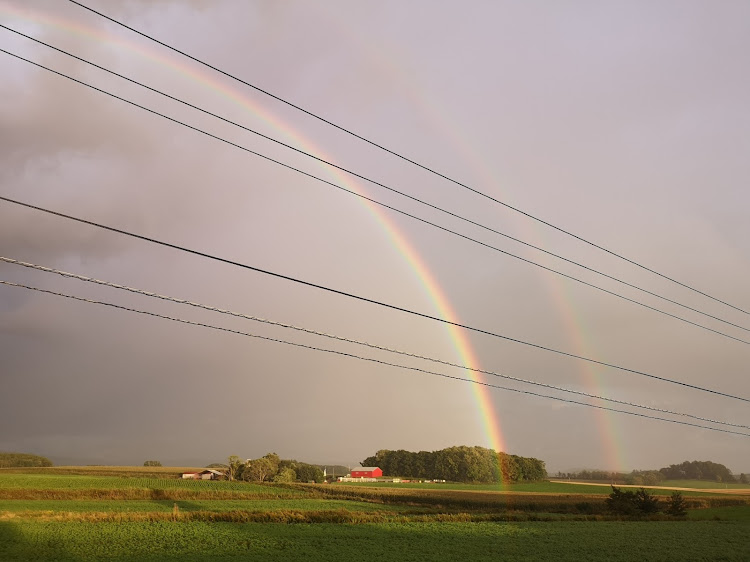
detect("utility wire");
top-left (3, 24), bottom-right (748, 341)
top-left (3, 255), bottom-right (746, 430)
top-left (1, 195), bottom-right (748, 405)
top-left (2, 278), bottom-right (748, 438)
top-left (1, 46), bottom-right (748, 349)
top-left (67, 0), bottom-right (750, 317)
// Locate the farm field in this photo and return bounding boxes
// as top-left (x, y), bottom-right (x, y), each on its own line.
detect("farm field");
top-left (334, 479), bottom-right (735, 497)
top-left (2, 520), bottom-right (749, 562)
top-left (1, 468), bottom-right (749, 561)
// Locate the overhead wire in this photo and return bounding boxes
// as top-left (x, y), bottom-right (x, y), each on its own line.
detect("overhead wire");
top-left (1, 195), bottom-right (748, 405)
top-left (2, 254), bottom-right (747, 430)
top-left (2, 23), bottom-right (748, 342)
top-left (1, 45), bottom-right (749, 350)
top-left (2, 278), bottom-right (748, 438)
top-left (67, 0), bottom-right (750, 317)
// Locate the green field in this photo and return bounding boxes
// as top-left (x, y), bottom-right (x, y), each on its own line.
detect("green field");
top-left (0, 474), bottom-right (289, 492)
top-left (334, 479), bottom-right (734, 497)
top-left (2, 520), bottom-right (749, 562)
top-left (0, 498), bottom-right (406, 514)
top-left (2, 468), bottom-right (749, 561)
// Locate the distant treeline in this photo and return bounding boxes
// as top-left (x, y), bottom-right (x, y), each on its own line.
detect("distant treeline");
top-left (361, 446), bottom-right (547, 483)
top-left (660, 460), bottom-right (746, 483)
top-left (556, 460), bottom-right (747, 484)
top-left (0, 452), bottom-right (53, 468)
top-left (555, 469), bottom-right (664, 485)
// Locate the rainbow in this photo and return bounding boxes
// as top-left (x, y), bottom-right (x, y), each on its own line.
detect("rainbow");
top-left (317, 8), bottom-right (626, 472)
top-left (1, 3), bottom-right (510, 471)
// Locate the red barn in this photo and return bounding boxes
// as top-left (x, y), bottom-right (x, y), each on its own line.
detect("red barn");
top-left (351, 467), bottom-right (382, 478)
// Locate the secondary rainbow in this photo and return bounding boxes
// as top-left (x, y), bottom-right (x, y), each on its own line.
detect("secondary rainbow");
top-left (318, 10), bottom-right (627, 471)
top-left (1, 3), bottom-right (509, 466)
top-left (344, 46), bottom-right (627, 470)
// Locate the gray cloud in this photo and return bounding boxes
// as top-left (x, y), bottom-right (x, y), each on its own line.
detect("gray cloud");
top-left (0, 0), bottom-right (748, 474)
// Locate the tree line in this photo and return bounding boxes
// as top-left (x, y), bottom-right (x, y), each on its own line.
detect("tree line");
top-left (224, 454), bottom-right (325, 483)
top-left (555, 469), bottom-right (666, 485)
top-left (659, 460), bottom-right (747, 483)
top-left (556, 460), bottom-right (747, 485)
top-left (361, 446), bottom-right (547, 483)
top-left (0, 452), bottom-right (53, 468)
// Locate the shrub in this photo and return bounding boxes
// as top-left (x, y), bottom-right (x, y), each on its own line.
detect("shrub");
top-left (666, 492), bottom-right (687, 517)
top-left (635, 488), bottom-right (660, 514)
top-left (606, 486), bottom-right (660, 516)
top-left (605, 486), bottom-right (638, 515)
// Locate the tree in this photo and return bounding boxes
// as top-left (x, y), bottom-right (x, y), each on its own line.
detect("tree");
top-left (226, 455), bottom-right (244, 481)
top-left (273, 467), bottom-right (296, 483)
top-left (665, 492), bottom-right (687, 517)
top-left (635, 488), bottom-right (661, 514)
top-left (296, 463), bottom-right (324, 483)
top-left (262, 453), bottom-right (281, 475)
top-left (143, 460), bottom-right (162, 467)
top-left (243, 457), bottom-right (277, 482)
top-left (605, 486), bottom-right (638, 515)
top-left (740, 473), bottom-right (748, 484)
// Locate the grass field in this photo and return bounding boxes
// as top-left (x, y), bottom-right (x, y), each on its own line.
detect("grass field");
top-left (2, 520), bottom-right (749, 561)
top-left (333, 479), bottom-right (733, 497)
top-left (2, 468), bottom-right (749, 561)
top-left (0, 466), bottom-right (205, 477)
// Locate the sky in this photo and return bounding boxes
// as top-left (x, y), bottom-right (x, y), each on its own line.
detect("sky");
top-left (0, 0), bottom-right (748, 474)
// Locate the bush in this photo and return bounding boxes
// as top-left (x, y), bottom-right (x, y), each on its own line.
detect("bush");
top-left (606, 486), bottom-right (660, 516)
top-left (143, 460), bottom-right (162, 467)
top-left (635, 488), bottom-right (660, 514)
top-left (666, 492), bottom-right (687, 517)
top-left (605, 486), bottom-right (638, 515)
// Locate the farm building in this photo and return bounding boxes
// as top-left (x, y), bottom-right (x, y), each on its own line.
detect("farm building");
top-left (350, 467), bottom-right (382, 478)
top-left (181, 469), bottom-right (223, 480)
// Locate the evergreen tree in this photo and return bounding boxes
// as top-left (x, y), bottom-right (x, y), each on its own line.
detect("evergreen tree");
top-left (605, 486), bottom-right (638, 515)
top-left (665, 492), bottom-right (687, 517)
top-left (635, 488), bottom-right (661, 514)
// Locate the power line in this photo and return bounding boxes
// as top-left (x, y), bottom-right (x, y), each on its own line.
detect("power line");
top-left (67, 0), bottom-right (750, 317)
top-left (3, 254), bottom-right (746, 430)
top-left (2, 278), bottom-right (748, 438)
top-left (1, 47), bottom-right (748, 349)
top-left (1, 195), bottom-right (748, 405)
top-left (3, 23), bottom-right (748, 342)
